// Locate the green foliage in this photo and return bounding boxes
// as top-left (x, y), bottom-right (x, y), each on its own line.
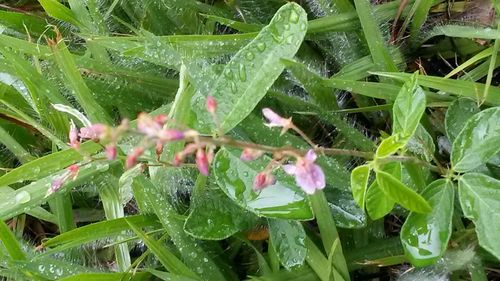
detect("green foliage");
top-left (0, 0), bottom-right (500, 280)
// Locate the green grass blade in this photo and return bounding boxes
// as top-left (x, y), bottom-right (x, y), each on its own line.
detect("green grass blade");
top-left (0, 220), bottom-right (26, 260)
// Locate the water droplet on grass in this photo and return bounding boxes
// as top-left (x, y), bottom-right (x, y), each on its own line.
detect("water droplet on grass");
top-left (15, 191), bottom-right (30, 204)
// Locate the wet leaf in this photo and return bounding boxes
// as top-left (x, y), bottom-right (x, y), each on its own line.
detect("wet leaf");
top-left (406, 125), bottom-right (435, 162)
top-left (376, 135), bottom-right (405, 158)
top-left (213, 148), bottom-right (313, 220)
top-left (459, 173), bottom-right (500, 260)
top-left (184, 179), bottom-right (258, 240)
top-left (350, 164), bottom-right (371, 209)
top-left (401, 179), bottom-right (454, 267)
top-left (376, 170), bottom-right (432, 213)
top-left (366, 181), bottom-right (395, 220)
top-left (445, 98), bottom-right (480, 143)
top-left (451, 107), bottom-right (500, 172)
top-left (190, 3), bottom-right (308, 133)
top-left (268, 219), bottom-right (307, 269)
top-left (392, 74), bottom-right (426, 139)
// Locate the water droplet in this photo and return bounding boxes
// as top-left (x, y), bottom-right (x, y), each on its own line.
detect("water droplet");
top-left (300, 23), bottom-right (307, 31)
top-left (271, 32), bottom-right (284, 43)
top-left (283, 24), bottom-right (290, 31)
top-left (245, 51), bottom-right (254, 60)
top-left (256, 42), bottom-right (266, 52)
top-left (224, 68), bottom-right (233, 79)
top-left (275, 13), bottom-right (283, 22)
top-left (15, 191), bottom-right (30, 204)
top-left (289, 9), bottom-right (300, 23)
top-left (238, 64), bottom-right (247, 82)
top-left (230, 81), bottom-right (237, 93)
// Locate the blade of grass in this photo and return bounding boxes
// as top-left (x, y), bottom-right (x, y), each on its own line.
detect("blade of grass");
top-left (0, 220), bottom-right (26, 260)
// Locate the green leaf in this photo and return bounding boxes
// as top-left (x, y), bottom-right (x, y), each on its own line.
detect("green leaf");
top-left (42, 215), bottom-right (160, 252)
top-left (451, 107), bottom-right (500, 172)
top-left (376, 170), bottom-right (432, 213)
top-left (268, 219), bottom-right (307, 269)
top-left (406, 125), bottom-right (435, 162)
top-left (365, 181), bottom-right (395, 220)
top-left (445, 98), bottom-right (480, 143)
top-left (190, 2), bottom-right (308, 133)
top-left (38, 0), bottom-right (81, 26)
top-left (401, 179), bottom-right (454, 267)
top-left (350, 164), bottom-right (371, 209)
top-left (214, 148), bottom-right (313, 220)
top-left (0, 141), bottom-right (101, 187)
top-left (56, 272), bottom-right (151, 281)
top-left (459, 173), bottom-right (500, 260)
top-left (126, 219), bottom-right (200, 280)
top-left (376, 135), bottom-right (406, 158)
top-left (0, 220), bottom-right (26, 261)
top-left (325, 188), bottom-right (366, 228)
top-left (184, 178), bottom-right (258, 240)
top-left (392, 74), bottom-right (426, 139)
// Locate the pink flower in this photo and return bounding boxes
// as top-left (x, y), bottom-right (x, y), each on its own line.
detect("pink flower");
top-left (50, 178), bottom-right (64, 193)
top-left (253, 171), bottom-right (276, 191)
top-left (240, 148), bottom-right (264, 161)
top-left (137, 113), bottom-right (162, 137)
top-left (69, 121), bottom-right (80, 149)
top-left (206, 96), bottom-right (217, 114)
top-left (158, 129), bottom-right (184, 142)
top-left (105, 145), bottom-right (117, 160)
top-left (48, 164), bottom-right (79, 195)
top-left (79, 124), bottom-right (107, 140)
top-left (262, 108), bottom-right (292, 134)
top-left (196, 148), bottom-right (209, 176)
top-left (283, 150), bottom-right (325, 194)
top-left (126, 147), bottom-right (144, 169)
top-left (155, 141), bottom-right (163, 158)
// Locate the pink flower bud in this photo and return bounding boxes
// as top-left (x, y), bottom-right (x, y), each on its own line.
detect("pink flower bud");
top-left (206, 96), bottom-right (217, 114)
top-left (262, 108), bottom-right (292, 129)
top-left (69, 121), bottom-right (80, 149)
top-left (158, 129), bottom-right (184, 142)
top-left (173, 153), bottom-right (183, 166)
top-left (105, 145), bottom-right (117, 160)
top-left (240, 148), bottom-right (264, 161)
top-left (79, 124), bottom-right (107, 140)
top-left (155, 141), bottom-right (163, 157)
top-left (196, 149), bottom-right (209, 176)
top-left (126, 147), bottom-right (144, 169)
top-left (153, 114), bottom-right (168, 125)
top-left (137, 113), bottom-right (162, 137)
top-left (253, 172), bottom-right (276, 191)
top-left (68, 164), bottom-right (79, 180)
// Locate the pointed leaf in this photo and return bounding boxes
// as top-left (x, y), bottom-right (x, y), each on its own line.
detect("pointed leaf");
top-left (191, 3), bottom-right (308, 133)
top-left (401, 179), bottom-right (454, 267)
top-left (445, 98), bottom-right (480, 143)
top-left (376, 171), bottom-right (432, 213)
top-left (366, 181), bottom-right (395, 220)
top-left (393, 74), bottom-right (426, 139)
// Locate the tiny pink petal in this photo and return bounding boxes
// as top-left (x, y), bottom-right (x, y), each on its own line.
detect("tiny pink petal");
top-left (253, 172), bottom-right (276, 191)
top-left (304, 149), bottom-right (317, 162)
top-left (282, 164), bottom-right (296, 175)
top-left (105, 145), bottom-right (117, 160)
top-left (79, 124), bottom-right (106, 140)
top-left (262, 108), bottom-right (284, 127)
top-left (196, 149), bottom-right (209, 176)
top-left (206, 96), bottom-right (217, 114)
top-left (158, 129), bottom-right (184, 141)
top-left (295, 163), bottom-right (325, 194)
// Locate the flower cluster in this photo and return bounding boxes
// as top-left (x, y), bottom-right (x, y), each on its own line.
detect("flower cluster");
top-left (56, 99), bottom-right (326, 196)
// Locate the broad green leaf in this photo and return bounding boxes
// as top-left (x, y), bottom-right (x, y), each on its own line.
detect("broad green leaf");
top-left (366, 181), bottom-right (395, 220)
top-left (214, 148), bottom-right (313, 220)
top-left (401, 179), bottom-right (454, 267)
top-left (0, 141), bottom-right (101, 186)
top-left (376, 135), bottom-right (406, 158)
top-left (325, 188), bottom-right (366, 228)
top-left (376, 170), bottom-right (432, 213)
top-left (406, 125), bottom-right (435, 162)
top-left (268, 219), bottom-right (307, 269)
top-left (445, 98), bottom-right (480, 143)
top-left (133, 176), bottom-right (227, 281)
top-left (42, 215), bottom-right (160, 252)
top-left (127, 220), bottom-right (199, 280)
top-left (190, 3), bottom-right (308, 133)
top-left (392, 75), bottom-right (426, 138)
top-left (451, 107), bottom-right (500, 172)
top-left (459, 173), bottom-right (500, 260)
top-left (350, 164), bottom-right (370, 209)
top-left (184, 179), bottom-right (258, 240)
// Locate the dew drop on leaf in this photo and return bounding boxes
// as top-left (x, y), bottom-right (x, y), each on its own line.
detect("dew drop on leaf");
top-left (15, 191), bottom-right (31, 204)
